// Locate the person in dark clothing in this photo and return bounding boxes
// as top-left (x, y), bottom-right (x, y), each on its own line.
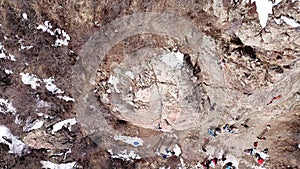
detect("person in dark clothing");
top-left (215, 127), bottom-right (222, 133)
top-left (212, 157), bottom-right (218, 166)
top-left (223, 162), bottom-right (234, 169)
top-left (254, 141), bottom-right (258, 147)
top-left (263, 148), bottom-right (268, 154)
top-left (223, 124), bottom-right (236, 133)
top-left (201, 160), bottom-right (211, 169)
top-left (244, 148), bottom-right (254, 155)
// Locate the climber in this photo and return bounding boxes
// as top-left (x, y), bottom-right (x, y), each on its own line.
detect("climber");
top-left (208, 128), bottom-right (217, 137)
top-left (267, 95), bottom-right (281, 105)
top-left (223, 124), bottom-right (236, 133)
top-left (223, 162), bottom-right (234, 169)
top-left (244, 148), bottom-right (255, 155)
top-left (254, 141), bottom-right (258, 147)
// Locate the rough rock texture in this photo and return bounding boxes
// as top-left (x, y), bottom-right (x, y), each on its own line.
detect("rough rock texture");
top-left (0, 0), bottom-right (299, 169)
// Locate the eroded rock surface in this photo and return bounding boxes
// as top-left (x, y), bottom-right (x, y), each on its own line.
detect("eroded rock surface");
top-left (0, 0), bottom-right (299, 169)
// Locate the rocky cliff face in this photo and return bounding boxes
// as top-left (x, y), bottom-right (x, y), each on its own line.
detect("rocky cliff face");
top-left (0, 0), bottom-right (299, 168)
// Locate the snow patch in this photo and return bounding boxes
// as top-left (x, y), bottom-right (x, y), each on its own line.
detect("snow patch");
top-left (252, 0), bottom-right (273, 28)
top-left (108, 75), bottom-right (120, 93)
top-left (19, 44), bottom-right (33, 50)
top-left (22, 13), bottom-right (28, 20)
top-left (4, 69), bottom-right (13, 74)
top-left (108, 149), bottom-right (141, 161)
top-left (173, 144), bottom-right (182, 156)
top-left (180, 157), bottom-right (186, 168)
top-left (51, 118), bottom-right (77, 134)
top-left (40, 161), bottom-right (76, 169)
top-left (0, 125), bottom-right (27, 155)
top-left (0, 43), bottom-right (16, 61)
top-left (18, 38), bottom-right (33, 51)
top-left (125, 71), bottom-right (135, 79)
top-left (37, 113), bottom-right (54, 119)
top-left (36, 99), bottom-right (51, 109)
top-left (54, 29), bottom-right (71, 47)
top-left (160, 51), bottom-right (184, 69)
top-left (0, 98), bottom-right (17, 115)
top-left (250, 0), bottom-right (287, 28)
top-left (57, 95), bottom-right (75, 102)
top-left (37, 21), bottom-right (70, 47)
top-left (21, 74), bottom-right (73, 103)
top-left (279, 16), bottom-right (300, 28)
top-left (273, 0), bottom-right (283, 5)
top-left (14, 114), bottom-right (22, 125)
top-left (20, 72), bottom-right (41, 90)
top-left (37, 21), bottom-right (54, 35)
top-left (43, 77), bottom-right (64, 94)
top-left (114, 135), bottom-right (144, 147)
top-left (159, 167), bottom-right (170, 169)
top-left (23, 119), bottom-right (44, 132)
top-left (274, 18), bottom-right (282, 25)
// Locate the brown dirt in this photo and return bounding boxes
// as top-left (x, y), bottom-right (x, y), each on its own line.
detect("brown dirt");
top-left (0, 0), bottom-right (299, 169)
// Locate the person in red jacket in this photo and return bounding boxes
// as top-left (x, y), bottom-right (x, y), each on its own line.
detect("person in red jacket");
top-left (257, 157), bottom-right (264, 165)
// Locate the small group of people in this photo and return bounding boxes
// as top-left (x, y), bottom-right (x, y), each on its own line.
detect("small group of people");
top-left (162, 148), bottom-right (175, 159)
top-left (208, 124), bottom-right (237, 137)
top-left (244, 141), bottom-right (269, 166)
top-left (201, 157), bottom-right (235, 169)
top-left (200, 157), bottom-right (218, 169)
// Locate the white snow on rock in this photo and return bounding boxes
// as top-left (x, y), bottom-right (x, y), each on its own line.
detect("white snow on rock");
top-left (20, 74), bottom-right (74, 102)
top-left (108, 75), bottom-right (120, 93)
top-left (51, 118), bottom-right (77, 134)
top-left (180, 157), bottom-right (186, 168)
top-left (125, 71), bottom-right (135, 79)
top-left (43, 77), bottom-right (64, 94)
top-left (274, 0), bottom-right (283, 5)
top-left (252, 0), bottom-right (273, 28)
top-left (54, 29), bottom-right (71, 47)
top-left (19, 44), bottom-right (33, 50)
top-left (37, 21), bottom-right (54, 35)
top-left (4, 69), bottom-right (13, 74)
top-left (278, 16), bottom-right (300, 28)
top-left (108, 149), bottom-right (141, 161)
top-left (37, 21), bottom-right (70, 47)
top-left (20, 72), bottom-right (41, 90)
top-left (274, 18), bottom-right (282, 25)
top-left (0, 43), bottom-right (16, 61)
top-left (23, 119), bottom-right (44, 132)
top-left (114, 135), bottom-right (144, 147)
top-left (22, 13), bottom-right (28, 20)
top-left (172, 144), bottom-right (182, 156)
top-left (18, 38), bottom-right (33, 51)
top-left (37, 112), bottom-right (54, 119)
top-left (14, 114), bottom-right (22, 125)
top-left (40, 161), bottom-right (76, 169)
top-left (0, 125), bottom-right (27, 155)
top-left (249, 0), bottom-right (286, 28)
top-left (0, 98), bottom-right (17, 114)
top-left (36, 99), bottom-right (51, 109)
top-left (159, 167), bottom-right (170, 169)
top-left (56, 95), bottom-right (75, 102)
top-left (160, 51), bottom-right (184, 69)
top-left (0, 98), bottom-right (16, 115)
